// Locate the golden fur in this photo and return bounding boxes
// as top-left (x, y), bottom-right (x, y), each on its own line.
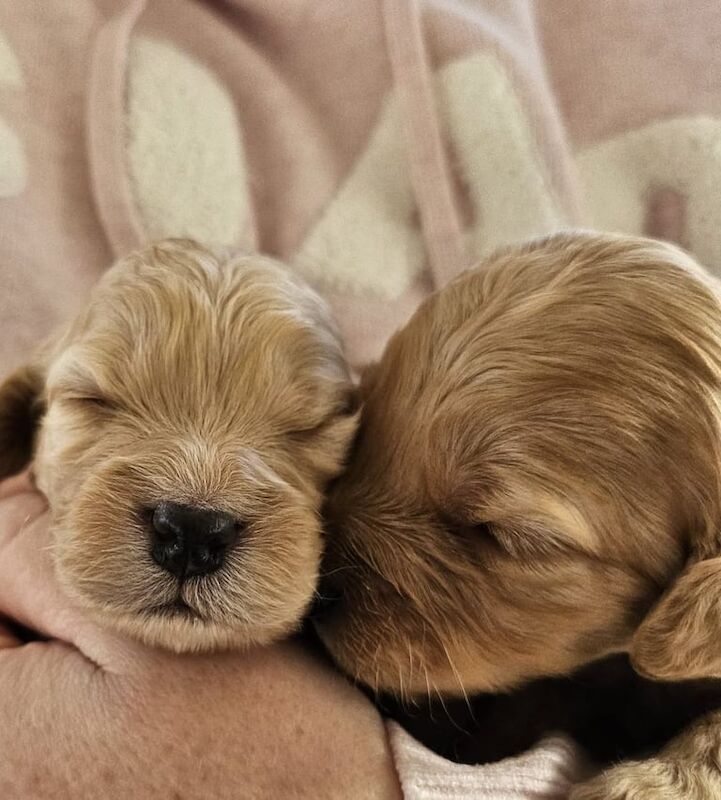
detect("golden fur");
top-left (0, 239), bottom-right (357, 651)
top-left (318, 232), bottom-right (721, 798)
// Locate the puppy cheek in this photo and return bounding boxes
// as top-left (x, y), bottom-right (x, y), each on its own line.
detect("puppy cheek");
top-left (32, 424), bottom-right (61, 502)
top-left (52, 470), bottom-right (159, 614)
top-left (315, 582), bottom-right (403, 687)
top-left (33, 408), bottom-right (97, 507)
top-left (211, 510), bottom-right (323, 628)
top-left (322, 620), bottom-right (427, 696)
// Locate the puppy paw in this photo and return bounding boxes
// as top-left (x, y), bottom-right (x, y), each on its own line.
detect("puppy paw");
top-left (570, 759), bottom-right (718, 800)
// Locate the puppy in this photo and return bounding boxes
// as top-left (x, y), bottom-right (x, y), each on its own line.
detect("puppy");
top-left (318, 232), bottom-right (721, 798)
top-left (0, 239), bottom-right (357, 652)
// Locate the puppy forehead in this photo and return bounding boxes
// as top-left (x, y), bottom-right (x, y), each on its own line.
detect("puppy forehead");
top-left (358, 233), bottom-right (721, 504)
top-left (45, 249), bottom-right (347, 432)
top-left (89, 256), bottom-right (332, 364)
top-left (96, 251), bottom-right (317, 331)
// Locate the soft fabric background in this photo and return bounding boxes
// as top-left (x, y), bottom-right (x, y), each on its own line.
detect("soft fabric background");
top-left (1, 1), bottom-right (720, 796)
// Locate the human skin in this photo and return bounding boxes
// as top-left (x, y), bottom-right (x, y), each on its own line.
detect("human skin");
top-left (0, 475), bottom-right (401, 800)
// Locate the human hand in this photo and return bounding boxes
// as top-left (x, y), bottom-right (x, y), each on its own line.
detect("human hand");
top-left (0, 475), bottom-right (400, 799)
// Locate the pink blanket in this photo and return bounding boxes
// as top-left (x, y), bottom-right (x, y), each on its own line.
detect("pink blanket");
top-left (2, 1), bottom-right (721, 795)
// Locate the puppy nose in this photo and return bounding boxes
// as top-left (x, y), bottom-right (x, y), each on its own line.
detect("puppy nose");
top-left (150, 502), bottom-right (241, 579)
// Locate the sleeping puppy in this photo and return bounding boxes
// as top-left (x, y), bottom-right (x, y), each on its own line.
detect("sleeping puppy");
top-left (317, 232), bottom-right (721, 799)
top-left (0, 239), bottom-right (357, 652)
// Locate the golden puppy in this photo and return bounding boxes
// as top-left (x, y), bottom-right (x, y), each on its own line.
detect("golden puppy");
top-left (0, 239), bottom-right (357, 652)
top-left (318, 232), bottom-right (721, 798)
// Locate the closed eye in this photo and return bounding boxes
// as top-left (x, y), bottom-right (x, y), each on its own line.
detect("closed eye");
top-left (438, 510), bottom-right (490, 535)
top-left (288, 389), bottom-right (360, 437)
top-left (442, 514), bottom-right (575, 559)
top-left (438, 514), bottom-right (504, 553)
top-left (46, 356), bottom-right (121, 413)
top-left (61, 394), bottom-right (118, 412)
top-left (288, 411), bottom-right (341, 438)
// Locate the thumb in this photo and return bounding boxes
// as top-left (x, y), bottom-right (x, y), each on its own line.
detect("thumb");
top-left (0, 490), bottom-right (74, 639)
top-left (0, 469), bottom-right (36, 501)
top-left (0, 487), bottom-right (134, 668)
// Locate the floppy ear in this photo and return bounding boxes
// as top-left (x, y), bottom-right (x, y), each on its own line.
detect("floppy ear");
top-left (309, 386), bottom-right (362, 478)
top-left (631, 557), bottom-right (721, 680)
top-left (0, 363), bottom-right (46, 480)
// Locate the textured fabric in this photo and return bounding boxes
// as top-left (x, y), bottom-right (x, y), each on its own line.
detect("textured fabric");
top-left (3, 1), bottom-right (719, 374)
top-left (2, 2), bottom-right (721, 796)
top-left (5, 0), bottom-right (719, 374)
top-left (0, 0), bottom-right (578, 371)
top-left (388, 723), bottom-right (591, 799)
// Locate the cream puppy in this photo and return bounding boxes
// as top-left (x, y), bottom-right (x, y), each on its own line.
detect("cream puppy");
top-left (0, 239), bottom-right (357, 652)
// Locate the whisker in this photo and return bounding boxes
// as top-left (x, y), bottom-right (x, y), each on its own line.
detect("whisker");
top-left (419, 621), bottom-right (436, 721)
top-left (317, 564), bottom-right (362, 579)
top-left (434, 687), bottom-right (471, 736)
top-left (311, 590), bottom-right (336, 601)
top-left (407, 638), bottom-right (415, 697)
top-left (422, 664), bottom-right (436, 722)
top-left (441, 640), bottom-right (477, 724)
top-left (397, 658), bottom-right (406, 706)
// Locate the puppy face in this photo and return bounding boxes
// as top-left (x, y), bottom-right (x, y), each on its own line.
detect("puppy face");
top-left (0, 240), bottom-right (357, 651)
top-left (318, 233), bottom-right (721, 697)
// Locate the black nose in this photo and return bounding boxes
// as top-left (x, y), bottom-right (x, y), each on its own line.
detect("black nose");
top-left (149, 502), bottom-right (241, 579)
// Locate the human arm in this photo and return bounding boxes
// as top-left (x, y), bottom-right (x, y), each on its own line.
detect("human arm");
top-left (0, 477), bottom-right (401, 800)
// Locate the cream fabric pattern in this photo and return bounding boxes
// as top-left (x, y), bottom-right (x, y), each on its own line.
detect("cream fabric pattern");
top-left (126, 35), bottom-right (249, 247)
top-left (0, 30), bottom-right (22, 87)
top-left (579, 116), bottom-right (721, 271)
top-left (293, 87), bottom-right (427, 299)
top-left (0, 27), bottom-right (25, 198)
top-left (295, 52), bottom-right (568, 299)
top-left (440, 53), bottom-right (568, 260)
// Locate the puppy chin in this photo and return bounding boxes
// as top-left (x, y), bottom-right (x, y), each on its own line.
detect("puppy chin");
top-left (314, 622), bottom-right (368, 683)
top-left (55, 557), bottom-right (315, 653)
top-left (55, 549), bottom-right (317, 653)
top-left (97, 607), bottom-right (301, 653)
top-left (315, 619), bottom-right (428, 697)
top-left (313, 593), bottom-right (419, 695)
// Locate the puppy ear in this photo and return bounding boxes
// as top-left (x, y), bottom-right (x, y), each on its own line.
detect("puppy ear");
top-left (298, 386), bottom-right (361, 481)
top-left (631, 557), bottom-right (721, 680)
top-left (0, 363), bottom-right (46, 480)
top-left (320, 386), bottom-right (362, 470)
